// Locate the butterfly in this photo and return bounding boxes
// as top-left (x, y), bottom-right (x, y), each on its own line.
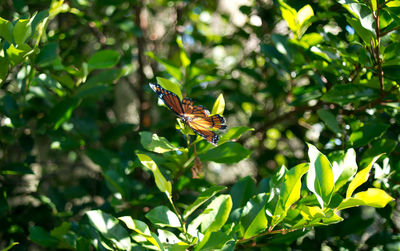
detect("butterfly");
top-left (149, 83), bottom-right (227, 145)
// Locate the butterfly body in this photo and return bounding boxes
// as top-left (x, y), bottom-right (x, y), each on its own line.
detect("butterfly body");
top-left (149, 83), bottom-right (226, 145)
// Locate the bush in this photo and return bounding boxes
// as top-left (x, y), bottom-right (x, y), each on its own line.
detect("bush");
top-left (0, 0), bottom-right (398, 250)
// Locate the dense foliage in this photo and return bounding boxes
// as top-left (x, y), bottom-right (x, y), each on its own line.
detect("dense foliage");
top-left (0, 0), bottom-right (399, 250)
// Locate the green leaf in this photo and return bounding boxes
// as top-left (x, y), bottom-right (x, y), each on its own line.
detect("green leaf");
top-left (145, 206), bottom-right (181, 228)
top-left (280, 163), bottom-right (309, 212)
top-left (147, 51), bottom-right (182, 81)
top-left (176, 36), bottom-right (191, 68)
top-left (332, 148), bottom-right (358, 191)
top-left (317, 109), bottom-right (341, 135)
top-left (230, 176), bottom-right (255, 210)
top-left (86, 210), bottom-right (131, 250)
top-left (346, 154), bottom-right (382, 198)
top-left (47, 98), bottom-right (80, 130)
top-left (6, 43), bottom-right (33, 66)
top-left (88, 50), bottom-right (120, 70)
top-left (349, 122), bottom-right (390, 148)
top-left (200, 195), bottom-right (232, 233)
top-left (29, 226), bottom-right (59, 247)
top-left (136, 153), bottom-right (172, 196)
top-left (345, 16), bottom-right (374, 45)
top-left (306, 144), bottom-right (334, 208)
top-left (119, 217), bottom-right (164, 250)
top-left (0, 56), bottom-right (9, 83)
top-left (183, 186), bottom-right (226, 220)
top-left (0, 17), bottom-right (14, 43)
top-left (156, 77), bottom-right (183, 101)
top-left (296, 4), bottom-right (314, 36)
top-left (338, 188), bottom-right (394, 210)
top-left (321, 84), bottom-right (379, 105)
top-left (194, 231), bottom-right (231, 251)
top-left (240, 193), bottom-right (268, 239)
top-left (340, 0), bottom-right (375, 33)
top-left (139, 131), bottom-right (177, 153)
top-left (13, 18), bottom-right (32, 45)
top-left (35, 42), bottom-right (58, 66)
top-left (211, 94), bottom-right (225, 115)
top-left (198, 142), bottom-right (251, 164)
top-left (218, 126), bottom-right (254, 144)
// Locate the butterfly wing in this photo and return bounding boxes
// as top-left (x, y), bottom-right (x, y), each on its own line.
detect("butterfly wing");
top-left (149, 83), bottom-right (184, 116)
top-left (182, 97), bottom-right (194, 114)
top-left (186, 120), bottom-right (220, 145)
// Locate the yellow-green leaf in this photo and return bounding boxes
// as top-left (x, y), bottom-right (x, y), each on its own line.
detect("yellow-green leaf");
top-left (346, 154), bottom-right (382, 198)
top-left (211, 94), bottom-right (225, 115)
top-left (338, 188), bottom-right (394, 210)
top-left (137, 153), bottom-right (172, 196)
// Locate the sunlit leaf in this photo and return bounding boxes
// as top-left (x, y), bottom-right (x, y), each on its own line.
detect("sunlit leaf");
top-left (211, 94), bottom-right (225, 115)
top-left (349, 122), bottom-right (390, 148)
top-left (183, 186), bottom-right (226, 220)
top-left (119, 217), bottom-right (163, 250)
top-left (86, 210), bottom-right (131, 250)
top-left (338, 188), bottom-right (394, 210)
top-left (145, 206), bottom-right (181, 228)
top-left (240, 193), bottom-right (268, 239)
top-left (140, 131), bottom-right (177, 153)
top-left (306, 144), bottom-right (334, 208)
top-left (200, 195), bottom-right (232, 233)
top-left (136, 153), bottom-right (172, 196)
top-left (346, 154), bottom-right (382, 198)
top-left (0, 17), bottom-right (14, 43)
top-left (156, 77), bottom-right (183, 101)
top-left (13, 18), bottom-right (33, 45)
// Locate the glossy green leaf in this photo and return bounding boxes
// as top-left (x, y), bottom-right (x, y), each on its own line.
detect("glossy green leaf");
top-left (140, 131), bottom-right (177, 153)
top-left (230, 176), bottom-right (255, 210)
top-left (29, 226), bottom-right (59, 247)
top-left (317, 109), bottom-right (341, 135)
top-left (47, 98), bottom-right (80, 130)
top-left (136, 153), bottom-right (172, 196)
top-left (338, 188), bottom-right (394, 210)
top-left (218, 126), bottom-right (254, 144)
top-left (306, 144), bottom-right (334, 208)
top-left (296, 4), bottom-right (314, 36)
top-left (145, 206), bottom-right (181, 228)
top-left (240, 193), bottom-right (268, 239)
top-left (194, 231), bottom-right (231, 251)
top-left (332, 148), bottom-right (358, 191)
top-left (6, 43), bottom-right (33, 66)
top-left (147, 52), bottom-right (182, 81)
top-left (211, 93), bottom-right (225, 115)
top-left (88, 50), bottom-right (120, 70)
top-left (280, 163), bottom-right (309, 212)
top-left (35, 42), bottom-right (58, 66)
top-left (340, 0), bottom-right (375, 33)
top-left (349, 122), bottom-right (390, 148)
top-left (0, 17), bottom-right (13, 43)
top-left (119, 217), bottom-right (164, 250)
top-left (183, 186), bottom-right (226, 220)
top-left (156, 77), bottom-right (183, 101)
top-left (200, 194), bottom-right (232, 233)
top-left (86, 210), bottom-right (131, 250)
top-left (321, 84), bottom-right (379, 105)
top-left (13, 18), bottom-right (32, 45)
top-left (198, 142), bottom-right (251, 163)
top-left (346, 154), bottom-right (382, 198)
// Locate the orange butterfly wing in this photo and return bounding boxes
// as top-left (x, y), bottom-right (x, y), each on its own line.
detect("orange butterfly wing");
top-left (149, 83), bottom-right (184, 116)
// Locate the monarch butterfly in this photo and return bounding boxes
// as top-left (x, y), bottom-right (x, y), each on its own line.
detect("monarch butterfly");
top-left (149, 83), bottom-right (227, 145)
